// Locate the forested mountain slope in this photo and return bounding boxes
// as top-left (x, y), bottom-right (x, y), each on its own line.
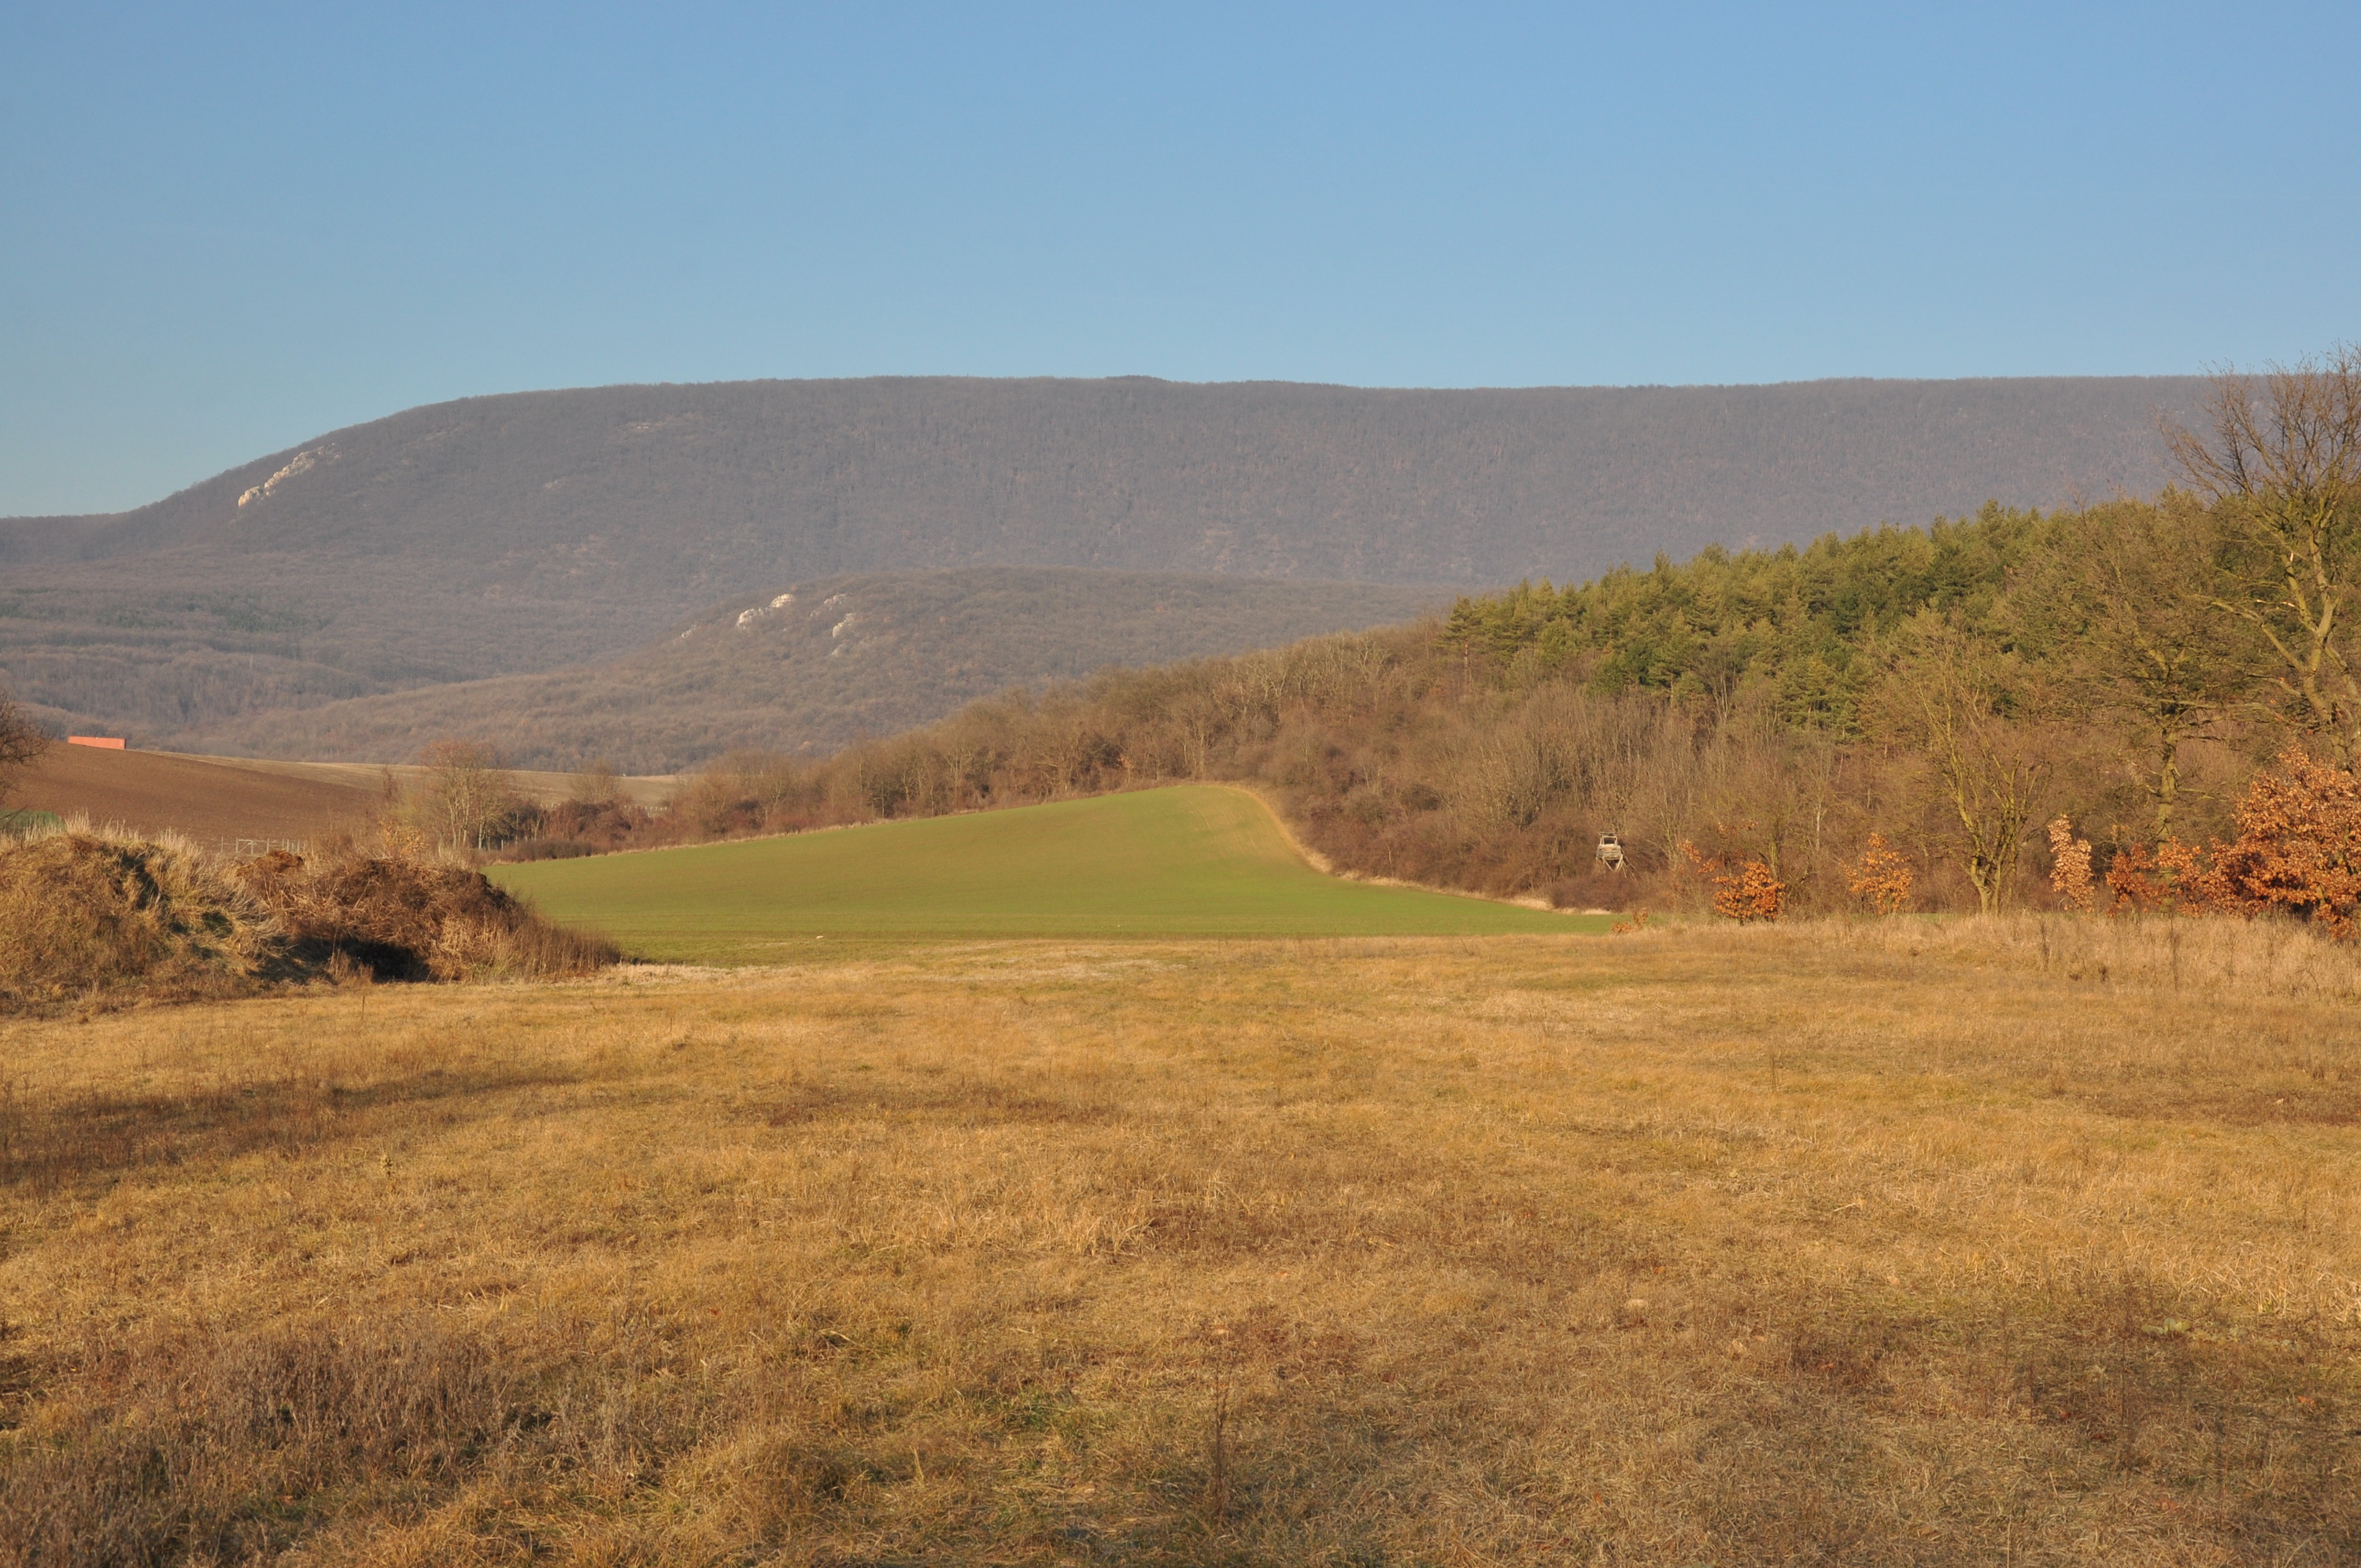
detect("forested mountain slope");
top-left (1, 374), bottom-right (2201, 745)
top-left (161, 568), bottom-right (1450, 772)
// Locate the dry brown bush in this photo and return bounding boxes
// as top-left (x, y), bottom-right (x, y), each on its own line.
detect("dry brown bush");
top-left (237, 848), bottom-right (619, 982)
top-left (0, 825), bottom-right (293, 1012)
top-left (2213, 747), bottom-right (2361, 936)
top-left (0, 826), bottom-right (616, 1016)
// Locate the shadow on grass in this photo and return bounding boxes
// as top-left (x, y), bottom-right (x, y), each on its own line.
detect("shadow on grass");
top-left (745, 1072), bottom-right (1124, 1132)
top-left (0, 1066), bottom-right (580, 1195)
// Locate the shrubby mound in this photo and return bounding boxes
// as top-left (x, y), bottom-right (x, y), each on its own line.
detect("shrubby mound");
top-left (0, 828), bottom-right (617, 1014)
top-left (235, 848), bottom-right (619, 982)
top-left (0, 830), bottom-right (294, 1010)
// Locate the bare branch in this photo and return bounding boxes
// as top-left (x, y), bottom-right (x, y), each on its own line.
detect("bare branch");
top-left (2165, 346), bottom-right (2361, 764)
top-left (0, 688), bottom-right (52, 806)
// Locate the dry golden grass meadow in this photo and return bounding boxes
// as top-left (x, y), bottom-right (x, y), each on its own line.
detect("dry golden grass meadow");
top-left (3, 917), bottom-right (2358, 1566)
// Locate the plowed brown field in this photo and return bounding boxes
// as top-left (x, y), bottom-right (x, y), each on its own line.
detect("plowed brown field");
top-left (9, 745), bottom-right (382, 844)
top-left (8, 746), bottom-right (675, 847)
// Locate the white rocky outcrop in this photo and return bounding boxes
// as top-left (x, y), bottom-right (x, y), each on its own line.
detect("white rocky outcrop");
top-left (236, 446), bottom-right (334, 507)
top-left (732, 590), bottom-right (800, 630)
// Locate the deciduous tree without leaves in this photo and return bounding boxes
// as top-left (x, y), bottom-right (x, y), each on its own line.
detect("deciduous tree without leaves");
top-left (417, 740), bottom-right (523, 852)
top-left (1867, 617), bottom-right (2056, 914)
top-left (2167, 347), bottom-right (2361, 766)
top-left (0, 688), bottom-right (50, 808)
top-left (2006, 497), bottom-right (2241, 838)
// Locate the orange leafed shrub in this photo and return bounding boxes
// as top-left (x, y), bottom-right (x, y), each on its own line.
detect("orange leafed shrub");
top-left (1846, 832), bottom-right (1916, 915)
top-left (2212, 748), bottom-right (2361, 939)
top-left (1681, 841), bottom-right (1785, 923)
top-left (2047, 817), bottom-right (2095, 913)
top-left (1715, 861), bottom-right (1786, 922)
top-left (2104, 750), bottom-right (2361, 939)
top-left (2104, 839), bottom-right (2222, 916)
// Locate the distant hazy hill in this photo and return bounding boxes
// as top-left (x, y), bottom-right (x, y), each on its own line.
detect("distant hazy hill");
top-left (171, 567), bottom-right (1451, 773)
top-left (0, 374), bottom-right (2204, 747)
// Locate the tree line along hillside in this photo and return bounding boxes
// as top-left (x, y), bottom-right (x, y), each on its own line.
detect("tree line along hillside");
top-left (1435, 506), bottom-right (2043, 731)
top-left (0, 374), bottom-right (2200, 744)
top-left (490, 354), bottom-right (2361, 931)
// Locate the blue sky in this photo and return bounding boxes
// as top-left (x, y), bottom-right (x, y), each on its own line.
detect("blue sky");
top-left (4, 1), bottom-right (2356, 515)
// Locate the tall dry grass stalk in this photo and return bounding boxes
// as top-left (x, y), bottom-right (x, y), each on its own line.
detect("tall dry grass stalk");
top-left (1826, 909), bottom-right (2361, 1003)
top-left (0, 922), bottom-right (2354, 1562)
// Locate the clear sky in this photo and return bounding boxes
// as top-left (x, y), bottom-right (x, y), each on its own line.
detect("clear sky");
top-left (4, 1), bottom-right (2356, 515)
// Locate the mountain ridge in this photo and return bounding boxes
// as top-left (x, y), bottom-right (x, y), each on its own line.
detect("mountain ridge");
top-left (6, 374), bottom-right (2208, 575)
top-left (2, 373), bottom-right (2208, 753)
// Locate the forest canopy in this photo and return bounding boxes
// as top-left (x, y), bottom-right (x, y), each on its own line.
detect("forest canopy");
top-left (1438, 502), bottom-right (2045, 731)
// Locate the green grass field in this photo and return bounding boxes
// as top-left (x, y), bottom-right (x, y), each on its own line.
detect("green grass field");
top-left (491, 786), bottom-right (1598, 960)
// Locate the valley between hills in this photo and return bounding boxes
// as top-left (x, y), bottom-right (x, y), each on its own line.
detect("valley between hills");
top-left (9, 367), bottom-right (2361, 1566)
